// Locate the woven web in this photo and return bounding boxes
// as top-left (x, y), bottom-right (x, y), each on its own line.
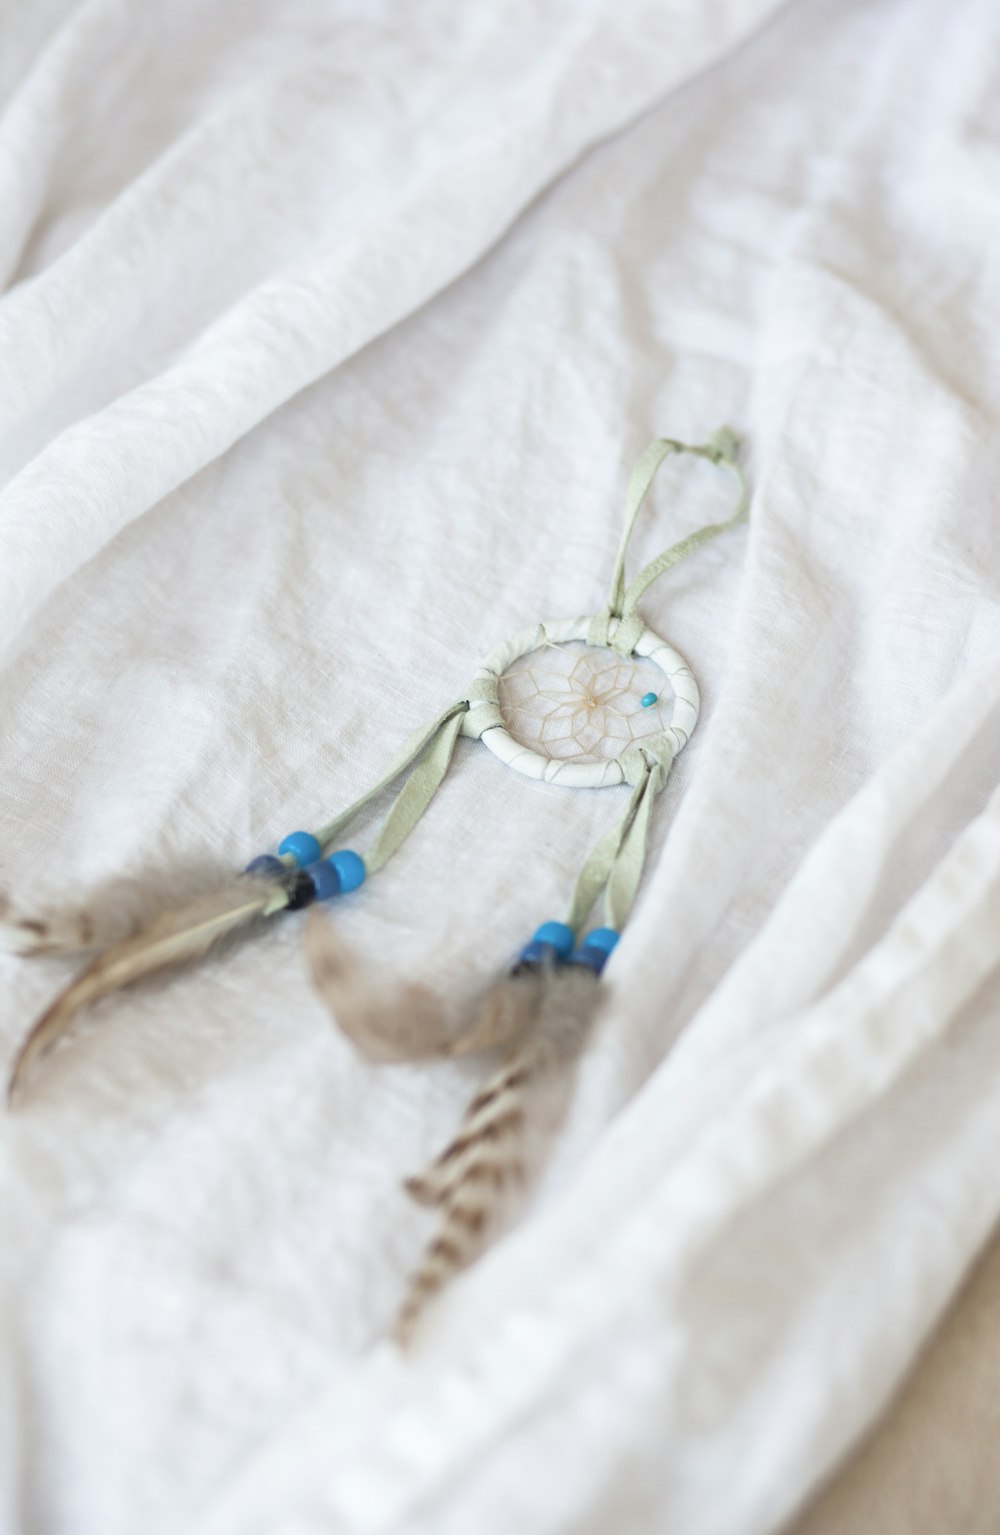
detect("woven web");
top-left (497, 642), bottom-right (674, 763)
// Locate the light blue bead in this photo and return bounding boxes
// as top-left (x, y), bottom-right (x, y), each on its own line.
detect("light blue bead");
top-left (278, 830), bottom-right (322, 868)
top-left (304, 860), bottom-right (342, 901)
top-left (641, 692), bottom-right (658, 708)
top-left (532, 920), bottom-right (574, 960)
top-left (584, 927), bottom-right (620, 956)
top-left (328, 849), bottom-right (366, 892)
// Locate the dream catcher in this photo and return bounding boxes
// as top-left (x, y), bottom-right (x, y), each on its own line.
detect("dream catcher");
top-left (4, 428), bottom-right (748, 1340)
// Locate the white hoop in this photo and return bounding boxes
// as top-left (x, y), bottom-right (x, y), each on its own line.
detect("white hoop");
top-left (462, 614), bottom-right (699, 788)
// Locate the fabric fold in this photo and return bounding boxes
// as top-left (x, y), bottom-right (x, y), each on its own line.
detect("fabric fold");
top-left (0, 0), bottom-right (785, 663)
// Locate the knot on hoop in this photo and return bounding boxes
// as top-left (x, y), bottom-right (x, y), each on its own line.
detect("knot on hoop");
top-left (620, 736), bottom-right (675, 789)
top-left (461, 676), bottom-right (502, 739)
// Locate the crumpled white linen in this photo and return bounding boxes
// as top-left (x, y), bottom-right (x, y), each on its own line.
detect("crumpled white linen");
top-left (2, 0), bottom-right (1000, 1531)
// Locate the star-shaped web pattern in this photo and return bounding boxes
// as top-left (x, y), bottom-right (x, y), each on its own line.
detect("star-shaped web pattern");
top-left (497, 642), bottom-right (673, 763)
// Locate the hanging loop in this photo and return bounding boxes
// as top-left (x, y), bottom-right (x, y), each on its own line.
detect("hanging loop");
top-left (587, 426), bottom-right (748, 655)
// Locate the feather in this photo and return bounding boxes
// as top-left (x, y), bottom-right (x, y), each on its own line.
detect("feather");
top-left (0, 892), bottom-right (104, 958)
top-left (7, 875), bottom-right (282, 1104)
top-left (303, 921), bottom-right (607, 1340)
top-left (393, 964), bottom-right (603, 1345)
top-left (445, 968), bottom-right (546, 1058)
top-left (305, 912), bottom-right (458, 1062)
top-left (401, 968), bottom-right (545, 1206)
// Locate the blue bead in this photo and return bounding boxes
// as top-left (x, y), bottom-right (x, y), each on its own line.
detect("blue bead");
top-left (570, 947), bottom-right (607, 976)
top-left (532, 920), bottom-right (574, 960)
top-left (278, 830), bottom-right (322, 868)
top-left (584, 927), bottom-right (620, 956)
top-left (244, 855), bottom-right (285, 879)
top-left (641, 692), bottom-right (658, 708)
top-left (304, 859), bottom-right (342, 901)
top-left (327, 849), bottom-right (366, 893)
top-left (518, 939), bottom-right (560, 967)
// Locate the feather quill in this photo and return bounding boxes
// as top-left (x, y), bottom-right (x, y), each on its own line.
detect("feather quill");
top-left (393, 964), bottom-right (603, 1345)
top-left (7, 875), bottom-right (282, 1104)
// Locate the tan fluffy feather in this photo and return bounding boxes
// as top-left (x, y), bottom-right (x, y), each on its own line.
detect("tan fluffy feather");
top-left (445, 968), bottom-right (547, 1057)
top-left (305, 917), bottom-right (553, 1065)
top-left (393, 965), bottom-right (602, 1345)
top-left (7, 876), bottom-right (281, 1104)
top-left (305, 913), bottom-right (458, 1061)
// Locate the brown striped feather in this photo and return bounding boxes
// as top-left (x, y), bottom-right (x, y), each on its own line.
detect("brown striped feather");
top-left (393, 965), bottom-right (603, 1345)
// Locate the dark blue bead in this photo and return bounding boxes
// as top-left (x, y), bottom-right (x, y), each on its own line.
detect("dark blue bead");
top-left (516, 939), bottom-right (561, 968)
top-left (569, 946), bottom-right (607, 976)
top-left (304, 859), bottom-right (342, 901)
top-left (244, 855), bottom-right (285, 879)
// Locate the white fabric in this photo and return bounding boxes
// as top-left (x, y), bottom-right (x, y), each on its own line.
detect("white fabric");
top-left (2, 1), bottom-right (1000, 1532)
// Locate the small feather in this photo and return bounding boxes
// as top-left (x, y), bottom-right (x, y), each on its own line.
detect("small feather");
top-left (305, 913), bottom-right (457, 1061)
top-left (7, 876), bottom-right (281, 1104)
top-left (393, 964), bottom-right (603, 1345)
